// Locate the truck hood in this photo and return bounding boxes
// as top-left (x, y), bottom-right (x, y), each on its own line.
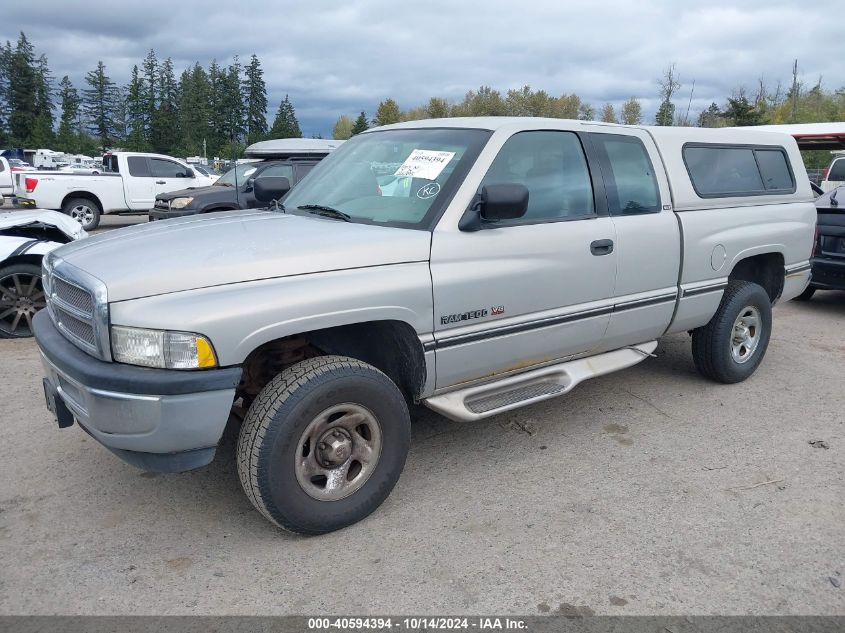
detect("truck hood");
top-left (52, 210), bottom-right (431, 302)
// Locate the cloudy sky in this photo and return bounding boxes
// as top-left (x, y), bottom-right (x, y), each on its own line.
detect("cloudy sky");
top-left (4, 0), bottom-right (842, 136)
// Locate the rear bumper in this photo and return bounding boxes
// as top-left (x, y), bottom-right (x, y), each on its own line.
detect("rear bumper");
top-left (14, 197), bottom-right (36, 208)
top-left (33, 310), bottom-right (241, 472)
top-left (808, 257), bottom-right (845, 290)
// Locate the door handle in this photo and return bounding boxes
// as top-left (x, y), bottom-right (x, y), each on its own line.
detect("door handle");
top-left (590, 239), bottom-right (614, 256)
top-left (155, 180), bottom-right (166, 184)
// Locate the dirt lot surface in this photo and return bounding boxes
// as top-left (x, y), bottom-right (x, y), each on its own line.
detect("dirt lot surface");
top-left (0, 213), bottom-right (842, 615)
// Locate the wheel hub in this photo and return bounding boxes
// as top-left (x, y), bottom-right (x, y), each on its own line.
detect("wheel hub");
top-left (316, 428), bottom-right (353, 467)
top-left (730, 306), bottom-right (761, 364)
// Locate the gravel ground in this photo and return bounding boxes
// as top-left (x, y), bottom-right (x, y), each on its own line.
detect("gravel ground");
top-left (0, 213), bottom-right (842, 615)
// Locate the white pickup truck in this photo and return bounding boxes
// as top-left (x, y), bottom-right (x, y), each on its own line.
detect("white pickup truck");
top-left (13, 151), bottom-right (212, 230)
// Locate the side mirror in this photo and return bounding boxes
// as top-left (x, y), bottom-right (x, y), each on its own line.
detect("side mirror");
top-left (459, 183), bottom-right (529, 231)
top-left (253, 176), bottom-right (291, 203)
top-left (183, 168), bottom-right (195, 178)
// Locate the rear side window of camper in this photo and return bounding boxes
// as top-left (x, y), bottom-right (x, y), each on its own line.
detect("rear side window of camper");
top-left (683, 145), bottom-right (795, 197)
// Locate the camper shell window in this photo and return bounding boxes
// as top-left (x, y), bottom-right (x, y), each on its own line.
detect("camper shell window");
top-left (682, 144), bottom-right (795, 198)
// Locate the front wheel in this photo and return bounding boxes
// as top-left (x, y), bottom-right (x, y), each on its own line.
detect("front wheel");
top-left (236, 356), bottom-right (411, 535)
top-left (691, 280), bottom-right (772, 384)
top-left (0, 263), bottom-right (46, 338)
top-left (62, 197), bottom-right (101, 231)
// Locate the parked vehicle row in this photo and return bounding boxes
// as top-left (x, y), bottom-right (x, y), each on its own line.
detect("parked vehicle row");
top-left (33, 117), bottom-right (815, 534)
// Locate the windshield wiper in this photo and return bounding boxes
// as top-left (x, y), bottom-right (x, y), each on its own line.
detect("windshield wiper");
top-left (297, 204), bottom-right (351, 222)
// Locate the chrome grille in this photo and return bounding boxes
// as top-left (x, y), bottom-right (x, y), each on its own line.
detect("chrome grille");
top-left (53, 307), bottom-right (97, 346)
top-left (47, 271), bottom-right (100, 355)
top-left (54, 277), bottom-right (94, 313)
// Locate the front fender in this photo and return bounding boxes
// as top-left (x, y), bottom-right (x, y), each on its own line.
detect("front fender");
top-left (108, 263), bottom-right (434, 366)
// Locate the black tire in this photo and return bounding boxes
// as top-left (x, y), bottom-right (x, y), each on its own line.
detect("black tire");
top-left (0, 263), bottom-right (45, 338)
top-left (691, 280), bottom-right (772, 384)
top-left (62, 197), bottom-right (101, 231)
top-left (793, 286), bottom-right (816, 301)
top-left (236, 355), bottom-right (411, 535)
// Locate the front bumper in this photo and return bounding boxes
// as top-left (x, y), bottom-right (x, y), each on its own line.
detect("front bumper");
top-left (808, 257), bottom-right (845, 290)
top-left (33, 310), bottom-right (242, 472)
top-left (148, 207), bottom-right (200, 221)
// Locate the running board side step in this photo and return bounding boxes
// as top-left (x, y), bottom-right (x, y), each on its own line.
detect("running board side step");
top-left (422, 341), bottom-right (658, 422)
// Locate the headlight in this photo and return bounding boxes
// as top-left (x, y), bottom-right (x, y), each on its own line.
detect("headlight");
top-left (111, 325), bottom-right (217, 369)
top-left (169, 197), bottom-right (194, 209)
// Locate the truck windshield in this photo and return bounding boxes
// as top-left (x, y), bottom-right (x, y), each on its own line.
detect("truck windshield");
top-left (216, 163), bottom-right (259, 186)
top-left (283, 128), bottom-right (491, 229)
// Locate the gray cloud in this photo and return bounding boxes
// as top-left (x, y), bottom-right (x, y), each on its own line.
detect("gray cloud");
top-left (3, 0), bottom-right (842, 136)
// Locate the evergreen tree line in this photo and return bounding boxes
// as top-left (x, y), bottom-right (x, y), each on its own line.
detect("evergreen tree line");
top-left (0, 32), bottom-right (303, 158)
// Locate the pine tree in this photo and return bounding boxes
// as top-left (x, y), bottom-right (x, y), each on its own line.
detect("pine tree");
top-left (124, 65), bottom-right (148, 151)
top-left (56, 75), bottom-right (81, 152)
top-left (269, 94), bottom-right (302, 138)
top-left (150, 57), bottom-right (179, 153)
top-left (332, 115), bottom-right (353, 140)
top-left (179, 64), bottom-right (211, 156)
top-left (29, 53), bottom-right (54, 147)
top-left (0, 41), bottom-right (11, 145)
top-left (207, 60), bottom-right (226, 155)
top-left (351, 111), bottom-right (369, 135)
top-left (83, 61), bottom-right (119, 152)
top-left (620, 97), bottom-right (643, 125)
top-left (243, 54), bottom-right (268, 144)
top-left (141, 49), bottom-right (158, 146)
top-left (220, 57), bottom-right (245, 153)
top-left (373, 98), bottom-right (401, 126)
top-left (8, 32), bottom-right (38, 145)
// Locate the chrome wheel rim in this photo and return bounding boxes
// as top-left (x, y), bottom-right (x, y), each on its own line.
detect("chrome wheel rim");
top-left (730, 305), bottom-right (761, 364)
top-left (0, 272), bottom-right (45, 336)
top-left (69, 204), bottom-right (94, 227)
top-left (294, 403), bottom-right (382, 501)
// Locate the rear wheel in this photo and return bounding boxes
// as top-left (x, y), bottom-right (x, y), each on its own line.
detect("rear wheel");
top-left (691, 280), bottom-right (772, 383)
top-left (236, 356), bottom-right (411, 535)
top-left (0, 263), bottom-right (45, 338)
top-left (62, 197), bottom-right (101, 231)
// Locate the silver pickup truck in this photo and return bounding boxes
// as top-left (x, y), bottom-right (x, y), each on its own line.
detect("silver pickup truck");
top-left (33, 118), bottom-right (815, 534)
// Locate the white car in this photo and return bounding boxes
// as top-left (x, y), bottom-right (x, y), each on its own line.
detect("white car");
top-left (821, 153), bottom-right (845, 192)
top-left (0, 210), bottom-right (86, 338)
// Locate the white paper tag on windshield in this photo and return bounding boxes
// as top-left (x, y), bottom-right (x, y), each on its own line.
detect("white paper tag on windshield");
top-left (393, 149), bottom-right (455, 180)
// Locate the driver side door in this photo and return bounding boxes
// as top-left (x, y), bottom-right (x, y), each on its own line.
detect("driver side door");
top-left (430, 130), bottom-right (618, 389)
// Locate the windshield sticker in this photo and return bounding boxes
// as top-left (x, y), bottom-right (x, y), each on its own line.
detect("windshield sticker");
top-left (416, 182), bottom-right (441, 199)
top-left (394, 149), bottom-right (455, 180)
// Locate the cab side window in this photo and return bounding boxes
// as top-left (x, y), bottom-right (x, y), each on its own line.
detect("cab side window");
top-left (150, 158), bottom-right (189, 178)
top-left (127, 156), bottom-right (150, 177)
top-left (591, 134), bottom-right (660, 215)
top-left (480, 131), bottom-right (594, 223)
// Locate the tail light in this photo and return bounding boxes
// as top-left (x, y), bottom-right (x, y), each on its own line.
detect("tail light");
top-left (812, 224), bottom-right (820, 257)
top-left (822, 167), bottom-right (830, 180)
top-left (25, 177), bottom-right (38, 193)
